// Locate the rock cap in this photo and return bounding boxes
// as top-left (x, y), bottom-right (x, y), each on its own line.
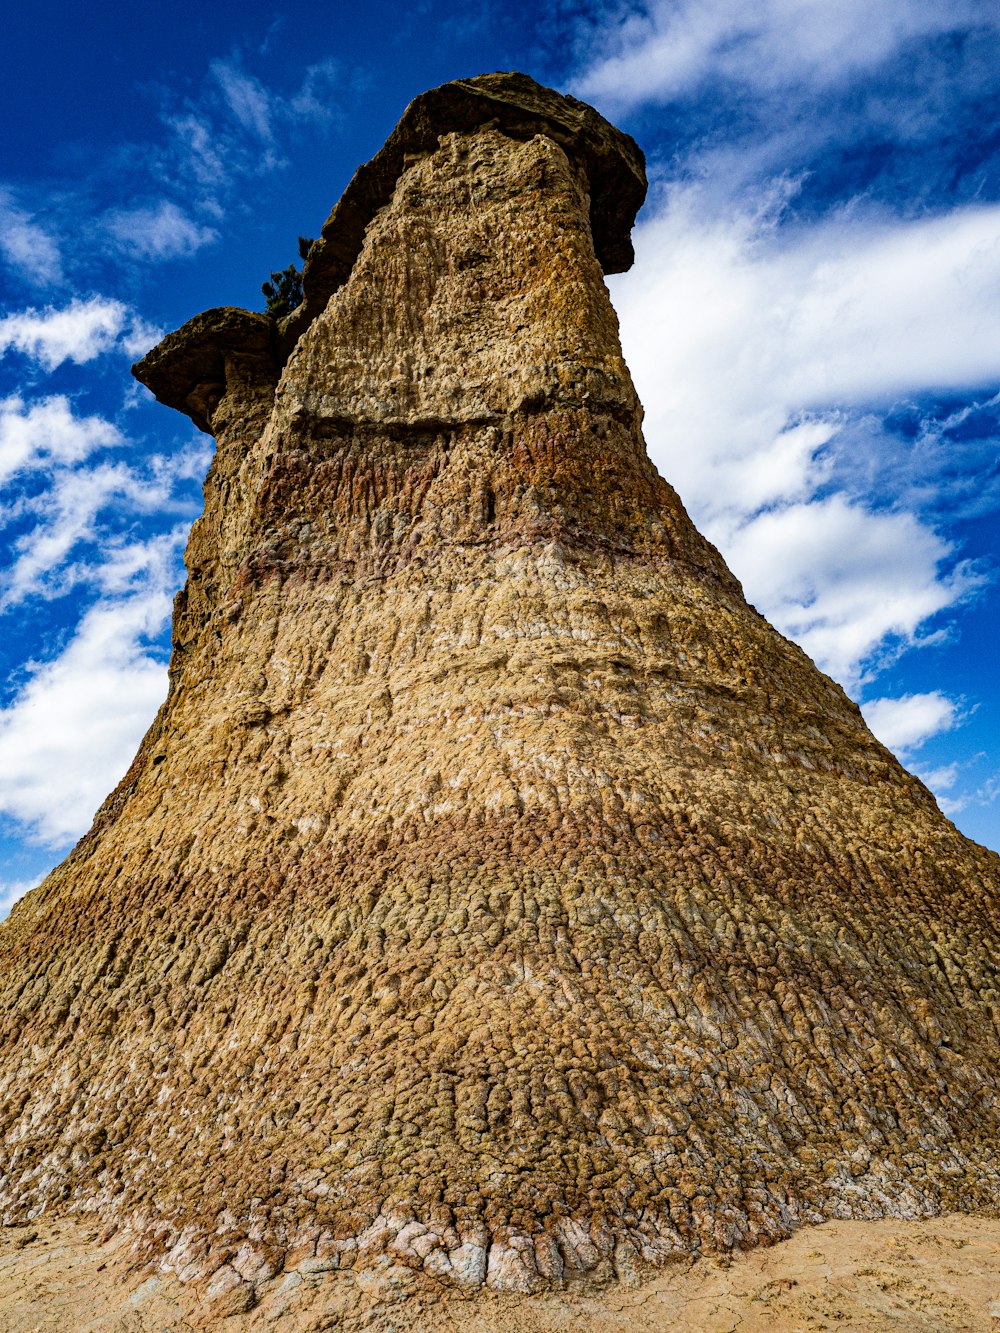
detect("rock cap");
top-left (132, 72), bottom-right (646, 431)
top-left (132, 307), bottom-right (278, 435)
top-left (291, 71), bottom-right (647, 344)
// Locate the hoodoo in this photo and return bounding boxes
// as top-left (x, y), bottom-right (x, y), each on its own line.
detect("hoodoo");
top-left (2, 72), bottom-right (999, 1324)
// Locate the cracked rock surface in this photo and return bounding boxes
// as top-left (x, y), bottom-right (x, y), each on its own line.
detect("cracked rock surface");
top-left (3, 1213), bottom-right (1000, 1330)
top-left (1, 71), bottom-right (999, 1328)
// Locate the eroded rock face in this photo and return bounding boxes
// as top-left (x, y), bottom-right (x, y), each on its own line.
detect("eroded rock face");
top-left (1, 72), bottom-right (999, 1320)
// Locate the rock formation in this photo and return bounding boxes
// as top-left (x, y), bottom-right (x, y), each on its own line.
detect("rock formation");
top-left (1, 72), bottom-right (999, 1323)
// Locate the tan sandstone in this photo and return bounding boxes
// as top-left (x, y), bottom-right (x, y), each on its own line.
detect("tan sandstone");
top-left (1, 72), bottom-right (998, 1329)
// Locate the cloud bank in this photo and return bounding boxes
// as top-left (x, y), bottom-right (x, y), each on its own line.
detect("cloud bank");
top-left (585, 0), bottom-right (1000, 821)
top-left (0, 591), bottom-right (174, 846)
top-left (0, 310), bottom-right (207, 856)
top-left (610, 194), bottom-right (996, 690)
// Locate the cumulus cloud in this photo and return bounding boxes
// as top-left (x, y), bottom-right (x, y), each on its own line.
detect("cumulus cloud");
top-left (0, 383), bottom-right (204, 852)
top-left (608, 189), bottom-right (999, 690)
top-left (778, 207), bottom-right (1000, 402)
top-left (0, 394), bottom-right (120, 486)
top-left (0, 189), bottom-right (63, 286)
top-left (1, 468), bottom-right (188, 611)
top-left (861, 691), bottom-right (960, 753)
top-left (105, 200), bottom-right (218, 261)
top-left (0, 297), bottom-right (141, 370)
top-left (0, 588), bottom-right (173, 847)
top-left (723, 498), bottom-right (980, 690)
top-left (573, 0), bottom-right (998, 839)
top-left (0, 387), bottom-right (206, 611)
top-left (612, 195), bottom-right (1000, 521)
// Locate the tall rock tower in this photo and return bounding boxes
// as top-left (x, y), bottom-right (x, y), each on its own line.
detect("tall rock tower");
top-left (2, 73), bottom-right (999, 1318)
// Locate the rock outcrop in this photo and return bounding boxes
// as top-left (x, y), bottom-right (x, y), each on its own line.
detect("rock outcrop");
top-left (1, 72), bottom-right (999, 1324)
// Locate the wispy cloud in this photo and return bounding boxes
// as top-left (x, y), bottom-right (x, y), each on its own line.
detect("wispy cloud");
top-left (104, 200), bottom-right (218, 261)
top-left (0, 386), bottom-right (207, 613)
top-left (1, 467), bottom-right (189, 612)
top-left (567, 0), bottom-right (1000, 241)
top-left (0, 49), bottom-right (349, 298)
top-left (0, 188), bottom-right (63, 287)
top-left (210, 59), bottom-right (276, 142)
top-left (287, 59), bottom-right (345, 125)
top-left (575, 0), bottom-right (997, 110)
top-left (156, 55), bottom-right (347, 209)
top-left (0, 394), bottom-right (119, 485)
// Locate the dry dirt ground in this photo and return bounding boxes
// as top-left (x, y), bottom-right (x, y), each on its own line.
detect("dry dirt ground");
top-left (2, 1213), bottom-right (1000, 1331)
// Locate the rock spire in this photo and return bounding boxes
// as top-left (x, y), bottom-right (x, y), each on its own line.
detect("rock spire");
top-left (1, 71), bottom-right (999, 1323)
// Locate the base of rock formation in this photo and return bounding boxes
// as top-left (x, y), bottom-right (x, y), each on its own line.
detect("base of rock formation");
top-left (3, 1214), bottom-right (1000, 1331)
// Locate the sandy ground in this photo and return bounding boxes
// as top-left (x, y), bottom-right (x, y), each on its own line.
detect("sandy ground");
top-left (2, 1213), bottom-right (1000, 1331)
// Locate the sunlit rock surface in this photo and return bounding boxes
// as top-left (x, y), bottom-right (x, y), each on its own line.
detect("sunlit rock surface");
top-left (1, 71), bottom-right (998, 1327)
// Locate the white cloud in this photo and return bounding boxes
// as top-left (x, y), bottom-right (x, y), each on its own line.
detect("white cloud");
top-left (210, 55), bottom-right (345, 136)
top-left (0, 877), bottom-right (42, 923)
top-left (780, 207), bottom-right (1000, 402)
top-left (0, 387), bottom-right (202, 851)
top-left (0, 389), bottom-right (203, 611)
top-left (937, 795), bottom-right (967, 818)
top-left (723, 497), bottom-right (979, 690)
top-left (0, 394), bottom-right (120, 486)
top-left (0, 585), bottom-right (173, 847)
top-left (0, 189), bottom-right (63, 286)
top-left (121, 316), bottom-right (165, 359)
top-left (288, 59), bottom-right (343, 124)
top-left (211, 59), bottom-right (275, 141)
top-left (1, 468), bottom-right (186, 611)
top-left (861, 690), bottom-right (959, 753)
top-left (608, 190), bottom-right (1000, 690)
top-left (913, 761), bottom-right (959, 791)
top-left (159, 56), bottom-right (348, 204)
top-left (0, 297), bottom-right (129, 370)
top-left (611, 195), bottom-right (1000, 524)
top-left (575, 0), bottom-right (995, 110)
top-left (164, 111), bottom-right (230, 192)
top-left (106, 200), bottom-right (218, 261)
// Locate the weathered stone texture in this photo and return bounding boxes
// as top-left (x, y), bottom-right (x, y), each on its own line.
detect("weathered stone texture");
top-left (1, 72), bottom-right (998, 1322)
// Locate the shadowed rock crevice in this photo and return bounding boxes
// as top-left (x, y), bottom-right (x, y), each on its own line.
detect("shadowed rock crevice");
top-left (2, 70), bottom-right (999, 1329)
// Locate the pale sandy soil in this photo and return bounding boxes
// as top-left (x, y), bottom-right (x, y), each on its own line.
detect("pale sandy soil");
top-left (2, 1213), bottom-right (1000, 1331)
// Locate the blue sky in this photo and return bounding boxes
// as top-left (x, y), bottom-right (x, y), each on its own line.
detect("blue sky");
top-left (1, 0), bottom-right (998, 916)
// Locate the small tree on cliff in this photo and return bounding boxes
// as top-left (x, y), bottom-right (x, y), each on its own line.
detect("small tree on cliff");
top-left (261, 236), bottom-right (315, 318)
